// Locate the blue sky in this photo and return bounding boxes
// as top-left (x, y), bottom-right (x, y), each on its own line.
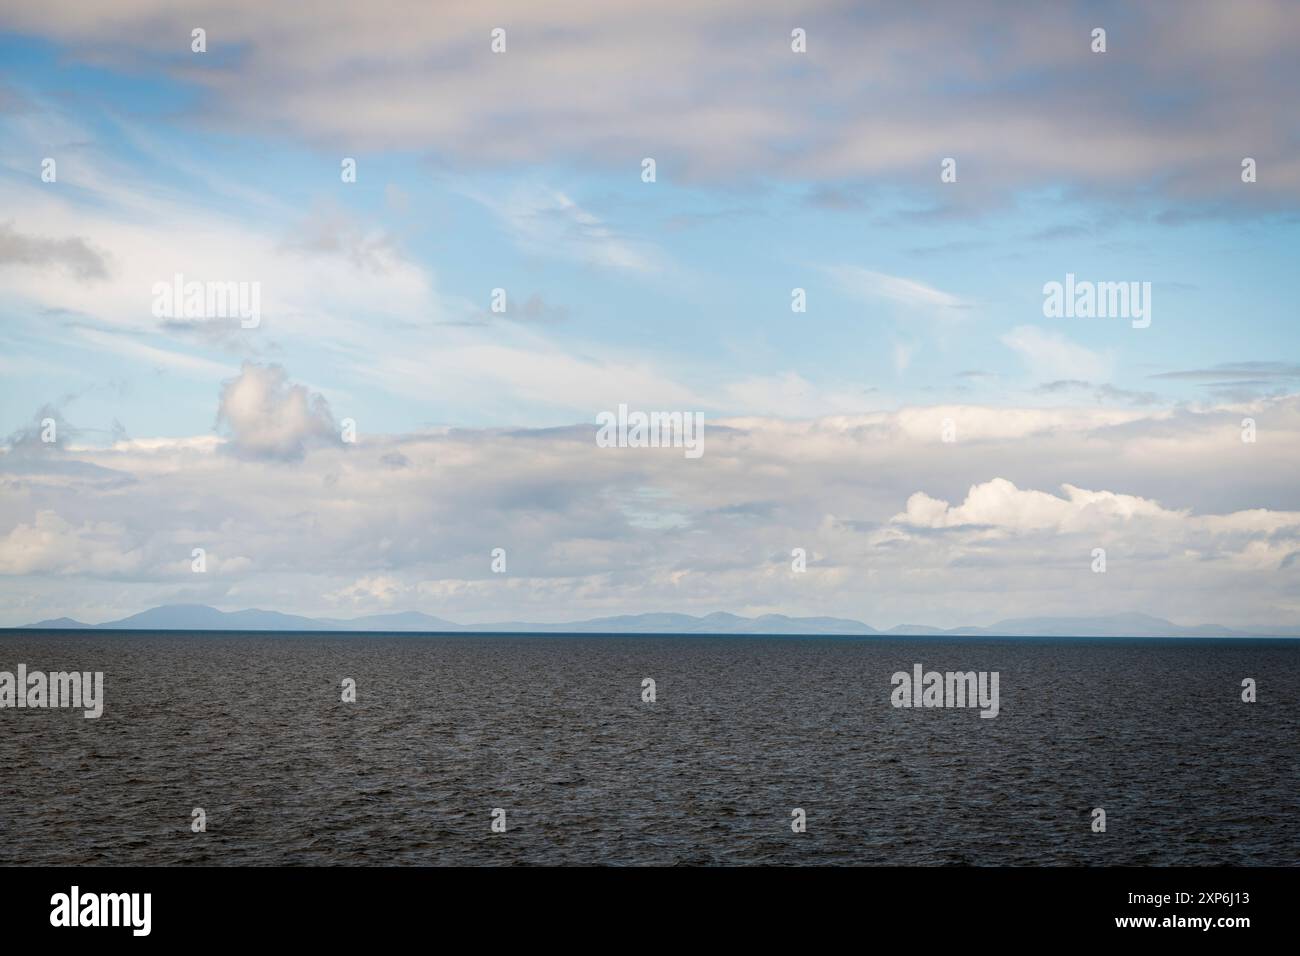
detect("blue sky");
top-left (1, 1), bottom-right (1298, 627)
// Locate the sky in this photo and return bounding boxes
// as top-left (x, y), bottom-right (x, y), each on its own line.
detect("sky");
top-left (0, 0), bottom-right (1298, 628)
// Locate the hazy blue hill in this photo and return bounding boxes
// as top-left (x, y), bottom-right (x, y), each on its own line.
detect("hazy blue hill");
top-left (317, 611), bottom-right (460, 631)
top-left (550, 613), bottom-right (711, 633)
top-left (26, 616), bottom-right (90, 628)
top-left (480, 612), bottom-right (877, 634)
top-left (99, 604), bottom-right (326, 630)
top-left (1237, 624), bottom-right (1300, 637)
top-left (885, 623), bottom-right (948, 635)
top-left (982, 612), bottom-right (1249, 638)
top-left (747, 614), bottom-right (876, 634)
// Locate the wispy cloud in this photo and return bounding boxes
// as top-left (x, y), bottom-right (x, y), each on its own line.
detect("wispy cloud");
top-left (469, 185), bottom-right (662, 274)
top-left (1002, 325), bottom-right (1113, 383)
top-left (1149, 362), bottom-right (1300, 382)
top-left (825, 265), bottom-right (969, 317)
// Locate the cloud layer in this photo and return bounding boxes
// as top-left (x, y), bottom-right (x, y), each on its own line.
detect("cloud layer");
top-left (3, 378), bottom-right (1297, 629)
top-left (4, 1), bottom-right (1299, 206)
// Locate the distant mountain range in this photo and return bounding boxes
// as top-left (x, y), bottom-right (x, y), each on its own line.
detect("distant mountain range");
top-left (11, 604), bottom-right (1299, 637)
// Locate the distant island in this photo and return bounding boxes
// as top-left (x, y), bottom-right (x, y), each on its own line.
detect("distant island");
top-left (9, 605), bottom-right (1297, 637)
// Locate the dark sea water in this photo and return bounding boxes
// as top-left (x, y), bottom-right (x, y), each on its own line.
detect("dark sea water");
top-left (1, 632), bottom-right (1297, 866)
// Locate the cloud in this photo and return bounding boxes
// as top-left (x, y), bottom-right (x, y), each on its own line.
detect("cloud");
top-left (6, 1), bottom-right (1297, 208)
top-left (826, 265), bottom-right (968, 317)
top-left (1143, 364), bottom-right (1300, 403)
top-left (469, 186), bottom-right (661, 273)
top-left (889, 478), bottom-right (1300, 578)
top-left (215, 362), bottom-right (339, 460)
top-left (892, 342), bottom-right (915, 375)
top-left (327, 574), bottom-right (407, 609)
top-left (819, 266), bottom-right (967, 374)
top-left (717, 372), bottom-right (870, 418)
top-left (77, 327), bottom-right (236, 378)
top-left (458, 292), bottom-right (569, 327)
top-left (3, 394), bottom-right (1298, 628)
top-left (1002, 325), bottom-right (1113, 382)
top-left (279, 203), bottom-right (405, 275)
top-left (0, 153), bottom-right (442, 360)
top-left (1035, 380), bottom-right (1160, 406)
top-left (3, 404), bottom-right (77, 454)
top-left (0, 221), bottom-right (109, 280)
top-left (1149, 362), bottom-right (1300, 382)
top-left (0, 510), bottom-right (145, 575)
top-left (892, 478), bottom-right (1182, 532)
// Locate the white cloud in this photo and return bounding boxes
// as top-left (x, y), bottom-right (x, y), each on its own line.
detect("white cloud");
top-left (1002, 325), bottom-right (1114, 383)
top-left (328, 574), bottom-right (407, 609)
top-left (893, 478), bottom-right (1183, 532)
top-left (76, 328), bottom-right (235, 379)
top-left (892, 342), bottom-right (915, 375)
top-left (0, 510), bottom-right (144, 576)
top-left (216, 362), bottom-right (338, 460)
top-left (0, 149), bottom-right (443, 352)
top-left (826, 266), bottom-right (968, 317)
top-left (469, 185), bottom-right (662, 274)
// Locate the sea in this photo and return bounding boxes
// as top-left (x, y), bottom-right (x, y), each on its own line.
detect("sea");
top-left (1, 632), bottom-right (1296, 866)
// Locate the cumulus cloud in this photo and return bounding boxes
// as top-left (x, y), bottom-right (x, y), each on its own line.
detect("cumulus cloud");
top-left (887, 477), bottom-right (1300, 588)
top-left (215, 362), bottom-right (338, 460)
top-left (893, 478), bottom-right (1184, 532)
